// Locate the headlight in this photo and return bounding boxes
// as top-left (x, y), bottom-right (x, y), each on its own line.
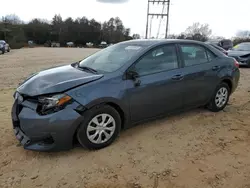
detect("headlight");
top-left (37, 94), bottom-right (72, 115)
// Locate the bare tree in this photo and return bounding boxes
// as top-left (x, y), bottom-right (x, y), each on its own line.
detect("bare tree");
top-left (185, 22), bottom-right (212, 40)
top-left (2, 14), bottom-right (22, 24)
top-left (132, 34), bottom-right (140, 39)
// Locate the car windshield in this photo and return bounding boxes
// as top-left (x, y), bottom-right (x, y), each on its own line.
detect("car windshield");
top-left (232, 43), bottom-right (250, 51)
top-left (79, 43), bottom-right (144, 73)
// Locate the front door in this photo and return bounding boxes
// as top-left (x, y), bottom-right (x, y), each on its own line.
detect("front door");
top-left (126, 44), bottom-right (185, 122)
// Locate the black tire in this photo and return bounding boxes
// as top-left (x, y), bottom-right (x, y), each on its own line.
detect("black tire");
top-left (207, 82), bottom-right (230, 112)
top-left (77, 104), bottom-right (121, 150)
top-left (1, 49), bottom-right (4, 54)
top-left (7, 47), bottom-right (10, 52)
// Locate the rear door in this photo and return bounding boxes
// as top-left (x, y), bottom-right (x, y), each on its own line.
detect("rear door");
top-left (178, 43), bottom-right (221, 108)
top-left (126, 44), bottom-right (185, 122)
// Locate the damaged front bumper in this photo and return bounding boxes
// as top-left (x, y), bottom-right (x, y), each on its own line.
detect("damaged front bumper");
top-left (11, 93), bottom-right (85, 152)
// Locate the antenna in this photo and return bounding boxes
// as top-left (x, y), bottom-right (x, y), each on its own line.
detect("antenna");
top-left (145, 0), bottom-right (171, 39)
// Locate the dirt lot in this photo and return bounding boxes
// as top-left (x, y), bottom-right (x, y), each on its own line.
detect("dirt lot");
top-left (0, 48), bottom-right (250, 188)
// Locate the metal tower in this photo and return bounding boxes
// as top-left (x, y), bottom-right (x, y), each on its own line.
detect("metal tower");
top-left (145, 0), bottom-right (170, 39)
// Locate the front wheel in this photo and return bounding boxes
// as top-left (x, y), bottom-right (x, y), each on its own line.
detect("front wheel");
top-left (77, 105), bottom-right (121, 150)
top-left (207, 82), bottom-right (230, 112)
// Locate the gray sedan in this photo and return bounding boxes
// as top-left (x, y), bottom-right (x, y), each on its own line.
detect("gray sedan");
top-left (11, 39), bottom-right (240, 152)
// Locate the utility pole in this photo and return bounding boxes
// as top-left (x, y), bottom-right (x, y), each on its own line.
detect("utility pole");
top-left (165, 0), bottom-right (170, 38)
top-left (145, 0), bottom-right (171, 39)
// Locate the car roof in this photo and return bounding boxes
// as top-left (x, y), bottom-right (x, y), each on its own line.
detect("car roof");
top-left (120, 39), bottom-right (206, 47)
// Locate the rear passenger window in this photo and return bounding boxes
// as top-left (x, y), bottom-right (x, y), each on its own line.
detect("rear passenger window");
top-left (206, 50), bottom-right (216, 61)
top-left (180, 44), bottom-right (214, 67)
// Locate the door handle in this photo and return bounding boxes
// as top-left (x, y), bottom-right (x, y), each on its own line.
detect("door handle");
top-left (212, 66), bottom-right (220, 70)
top-left (171, 74), bottom-right (184, 80)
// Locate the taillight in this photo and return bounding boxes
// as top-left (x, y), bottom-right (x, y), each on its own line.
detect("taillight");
top-left (234, 59), bottom-right (239, 68)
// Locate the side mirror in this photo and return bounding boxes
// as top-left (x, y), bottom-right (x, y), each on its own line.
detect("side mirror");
top-left (126, 70), bottom-right (141, 87)
top-left (126, 70), bottom-right (139, 80)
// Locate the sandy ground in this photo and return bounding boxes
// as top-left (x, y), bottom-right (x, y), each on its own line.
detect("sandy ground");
top-left (0, 48), bottom-right (250, 188)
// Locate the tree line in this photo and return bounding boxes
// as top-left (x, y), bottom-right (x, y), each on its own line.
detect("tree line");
top-left (167, 22), bottom-right (250, 46)
top-left (1, 14), bottom-right (250, 49)
top-left (0, 14), bottom-right (138, 48)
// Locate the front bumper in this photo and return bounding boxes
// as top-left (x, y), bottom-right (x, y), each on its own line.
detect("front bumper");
top-left (232, 56), bottom-right (250, 66)
top-left (238, 61), bottom-right (249, 66)
top-left (11, 96), bottom-right (84, 151)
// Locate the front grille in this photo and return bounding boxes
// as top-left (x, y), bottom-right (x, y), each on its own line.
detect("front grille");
top-left (12, 102), bottom-right (21, 128)
top-left (12, 119), bottom-right (20, 127)
top-left (16, 104), bottom-right (23, 115)
top-left (11, 96), bottom-right (23, 128)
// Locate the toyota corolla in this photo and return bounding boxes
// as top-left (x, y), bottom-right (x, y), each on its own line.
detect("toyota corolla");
top-left (11, 39), bottom-right (240, 151)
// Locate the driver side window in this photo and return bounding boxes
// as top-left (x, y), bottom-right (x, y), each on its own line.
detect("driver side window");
top-left (133, 44), bottom-right (179, 76)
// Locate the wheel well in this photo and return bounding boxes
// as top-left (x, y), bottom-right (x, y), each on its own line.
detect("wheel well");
top-left (72, 102), bottom-right (126, 146)
top-left (221, 79), bottom-right (232, 93)
top-left (106, 102), bottom-right (125, 130)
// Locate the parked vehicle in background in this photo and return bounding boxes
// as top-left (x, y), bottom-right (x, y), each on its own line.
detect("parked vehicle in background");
top-left (11, 39), bottom-right (240, 152)
top-left (99, 41), bottom-right (108, 48)
top-left (28, 40), bottom-right (35, 48)
top-left (207, 39), bottom-right (233, 50)
top-left (51, 42), bottom-right (60, 47)
top-left (0, 42), bottom-right (4, 54)
top-left (0, 40), bottom-right (10, 54)
top-left (205, 42), bottom-right (228, 55)
top-left (227, 42), bottom-right (250, 67)
top-left (66, 42), bottom-right (74, 47)
top-left (86, 42), bottom-right (94, 48)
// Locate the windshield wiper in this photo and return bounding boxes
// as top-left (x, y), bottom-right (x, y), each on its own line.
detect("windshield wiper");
top-left (77, 63), bottom-right (98, 74)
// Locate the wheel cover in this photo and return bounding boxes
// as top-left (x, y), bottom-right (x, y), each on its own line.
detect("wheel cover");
top-left (215, 87), bottom-right (228, 108)
top-left (86, 113), bottom-right (116, 144)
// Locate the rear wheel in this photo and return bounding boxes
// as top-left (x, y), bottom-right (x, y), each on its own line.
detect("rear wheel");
top-left (207, 82), bottom-right (230, 112)
top-left (77, 105), bottom-right (121, 150)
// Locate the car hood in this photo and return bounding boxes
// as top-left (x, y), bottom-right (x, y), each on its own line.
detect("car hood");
top-left (227, 50), bottom-right (250, 57)
top-left (17, 64), bottom-right (103, 96)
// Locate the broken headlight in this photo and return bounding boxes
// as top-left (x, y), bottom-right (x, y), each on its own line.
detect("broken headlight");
top-left (37, 94), bottom-right (73, 115)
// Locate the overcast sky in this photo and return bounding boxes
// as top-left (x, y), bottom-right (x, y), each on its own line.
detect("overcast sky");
top-left (2, 0), bottom-right (250, 38)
